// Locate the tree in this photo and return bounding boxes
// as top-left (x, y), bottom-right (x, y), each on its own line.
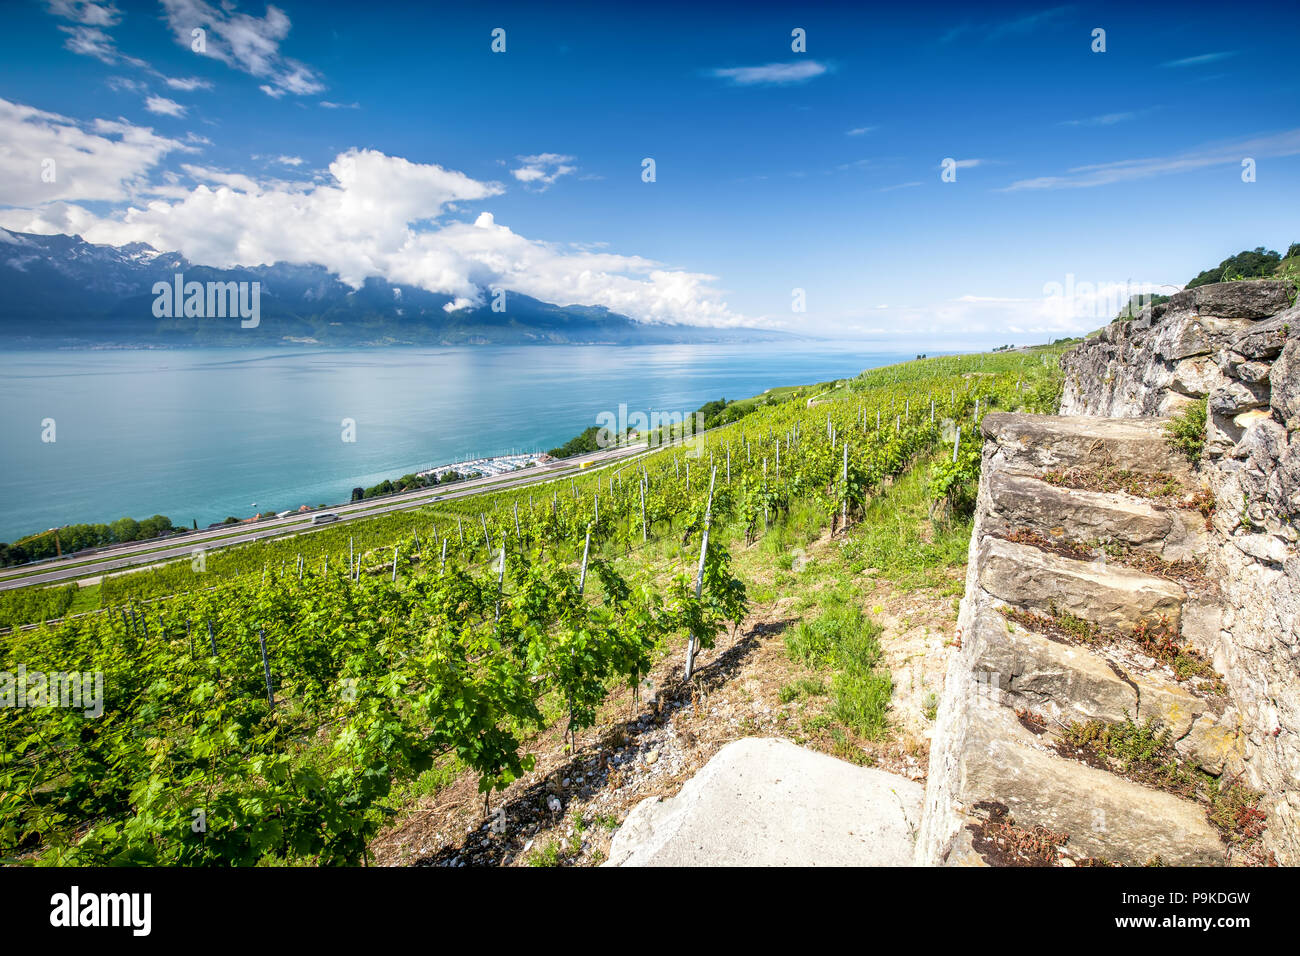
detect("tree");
top-left (351, 487), bottom-right (364, 502)
top-left (1187, 247), bottom-right (1281, 288)
top-left (110, 517), bottom-right (140, 543)
top-left (137, 515), bottom-right (174, 539)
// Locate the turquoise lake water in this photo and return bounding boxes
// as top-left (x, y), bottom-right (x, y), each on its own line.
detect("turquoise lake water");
top-left (0, 343), bottom-right (907, 541)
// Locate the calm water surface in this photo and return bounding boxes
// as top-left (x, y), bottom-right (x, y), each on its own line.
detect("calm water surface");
top-left (0, 343), bottom-right (906, 540)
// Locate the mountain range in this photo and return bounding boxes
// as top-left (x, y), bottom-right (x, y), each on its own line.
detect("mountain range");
top-left (0, 229), bottom-right (787, 347)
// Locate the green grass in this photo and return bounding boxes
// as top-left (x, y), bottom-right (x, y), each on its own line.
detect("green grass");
top-left (526, 840), bottom-right (562, 867)
top-left (778, 676), bottom-right (827, 703)
top-left (784, 599), bottom-right (893, 740)
top-left (839, 458), bottom-right (972, 594)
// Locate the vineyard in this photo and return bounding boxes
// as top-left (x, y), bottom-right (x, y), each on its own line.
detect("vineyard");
top-left (0, 349), bottom-right (1063, 865)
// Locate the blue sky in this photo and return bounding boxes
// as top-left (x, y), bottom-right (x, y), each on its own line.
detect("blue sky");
top-left (1, 0), bottom-right (1298, 349)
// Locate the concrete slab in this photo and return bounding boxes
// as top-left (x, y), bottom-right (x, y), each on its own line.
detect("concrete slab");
top-left (605, 737), bottom-right (922, 867)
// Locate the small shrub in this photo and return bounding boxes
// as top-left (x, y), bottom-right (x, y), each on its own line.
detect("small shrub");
top-left (1165, 399), bottom-right (1207, 462)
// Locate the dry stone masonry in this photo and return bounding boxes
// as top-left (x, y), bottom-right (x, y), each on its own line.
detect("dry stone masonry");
top-left (918, 280), bottom-right (1298, 866)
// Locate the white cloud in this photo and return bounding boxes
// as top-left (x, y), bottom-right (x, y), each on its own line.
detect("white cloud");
top-left (274, 155), bottom-right (303, 167)
top-left (0, 139), bottom-right (743, 326)
top-left (45, 1), bottom-right (120, 26)
top-left (0, 97), bottom-right (192, 206)
top-left (1059, 111), bottom-right (1140, 127)
top-left (106, 76), bottom-right (146, 93)
top-left (846, 126), bottom-right (875, 136)
top-left (710, 61), bottom-right (828, 86)
top-left (163, 76), bottom-right (212, 92)
top-left (319, 100), bottom-right (360, 109)
top-left (510, 153), bottom-right (577, 189)
top-left (58, 25), bottom-right (118, 63)
top-left (160, 0), bottom-right (325, 97)
top-left (145, 95), bottom-right (187, 117)
top-left (1162, 51), bottom-right (1237, 68)
top-left (837, 276), bottom-right (1172, 347)
top-left (1003, 128), bottom-right (1300, 190)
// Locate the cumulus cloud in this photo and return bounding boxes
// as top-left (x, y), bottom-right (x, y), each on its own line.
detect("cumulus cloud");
top-left (710, 61), bottom-right (828, 86)
top-left (0, 97), bottom-right (192, 206)
top-left (510, 153), bottom-right (576, 189)
top-left (145, 95), bottom-right (186, 117)
top-left (160, 0), bottom-right (325, 97)
top-left (0, 132), bottom-right (743, 326)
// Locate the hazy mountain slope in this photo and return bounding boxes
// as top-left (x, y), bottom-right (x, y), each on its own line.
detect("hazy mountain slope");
top-left (0, 230), bottom-right (787, 347)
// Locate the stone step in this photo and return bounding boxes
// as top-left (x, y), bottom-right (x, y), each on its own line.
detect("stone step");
top-left (984, 470), bottom-right (1208, 562)
top-left (965, 601), bottom-right (1239, 773)
top-left (606, 738), bottom-right (923, 866)
top-left (926, 701), bottom-right (1226, 866)
top-left (977, 536), bottom-right (1186, 633)
top-left (982, 412), bottom-right (1192, 480)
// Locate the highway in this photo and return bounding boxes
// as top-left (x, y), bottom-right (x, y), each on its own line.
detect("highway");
top-left (0, 439), bottom-right (656, 592)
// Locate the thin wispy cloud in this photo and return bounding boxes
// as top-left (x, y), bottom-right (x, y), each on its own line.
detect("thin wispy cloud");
top-left (1060, 111), bottom-right (1139, 127)
top-left (160, 0), bottom-right (325, 98)
top-left (1162, 51), bottom-right (1237, 68)
top-left (1002, 128), bottom-right (1300, 190)
top-left (164, 76), bottom-right (212, 92)
top-left (881, 181), bottom-right (923, 192)
top-left (940, 5), bottom-right (1074, 44)
top-left (846, 126), bottom-right (876, 136)
top-left (988, 5), bottom-right (1074, 39)
top-left (320, 100), bottom-right (360, 110)
top-left (710, 61), bottom-right (828, 86)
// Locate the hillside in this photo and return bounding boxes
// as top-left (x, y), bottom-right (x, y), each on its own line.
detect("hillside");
top-left (0, 346), bottom-right (1065, 865)
top-left (0, 229), bottom-right (788, 348)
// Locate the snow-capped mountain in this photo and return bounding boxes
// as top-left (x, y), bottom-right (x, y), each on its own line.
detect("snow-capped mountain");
top-left (0, 230), bottom-right (783, 347)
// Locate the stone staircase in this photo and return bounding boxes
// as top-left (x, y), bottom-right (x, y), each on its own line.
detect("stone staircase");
top-left (917, 412), bottom-right (1253, 866)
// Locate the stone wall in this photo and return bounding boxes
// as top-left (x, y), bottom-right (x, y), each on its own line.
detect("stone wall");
top-left (1060, 279), bottom-right (1300, 864)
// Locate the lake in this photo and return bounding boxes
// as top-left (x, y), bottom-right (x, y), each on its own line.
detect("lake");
top-left (0, 343), bottom-right (908, 541)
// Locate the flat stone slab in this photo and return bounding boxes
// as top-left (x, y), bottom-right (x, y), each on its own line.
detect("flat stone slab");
top-left (982, 413), bottom-right (1191, 479)
top-left (605, 737), bottom-right (922, 866)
